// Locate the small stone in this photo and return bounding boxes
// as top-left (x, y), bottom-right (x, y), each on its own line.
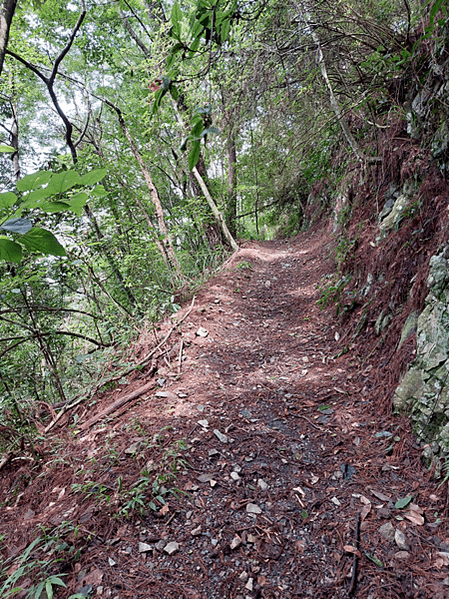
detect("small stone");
top-left (138, 542), bottom-right (153, 553)
top-left (245, 578), bottom-right (254, 591)
top-left (239, 571), bottom-right (248, 582)
top-left (379, 523), bottom-right (395, 541)
top-left (108, 558), bottom-right (116, 567)
top-left (394, 551), bottom-right (410, 560)
top-left (394, 529), bottom-right (410, 551)
top-left (125, 441), bottom-right (145, 454)
top-left (230, 535), bottom-right (242, 550)
top-left (231, 471), bottom-right (241, 481)
top-left (247, 534), bottom-right (257, 543)
top-left (198, 474), bottom-right (215, 483)
top-left (208, 449), bottom-right (219, 458)
top-left (331, 497), bottom-right (341, 506)
top-left (198, 419), bottom-right (209, 428)
top-left (155, 540), bottom-right (166, 551)
top-left (443, 577), bottom-right (449, 586)
top-left (191, 527), bottom-right (202, 536)
top-left (196, 327), bottom-right (209, 337)
top-left (214, 429), bottom-right (228, 443)
top-left (163, 541), bottom-right (179, 555)
top-left (258, 479), bottom-right (268, 490)
top-left (246, 503), bottom-right (262, 514)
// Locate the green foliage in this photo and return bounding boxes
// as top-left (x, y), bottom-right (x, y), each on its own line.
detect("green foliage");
top-left (0, 157), bottom-right (106, 262)
top-left (0, 522), bottom-right (85, 599)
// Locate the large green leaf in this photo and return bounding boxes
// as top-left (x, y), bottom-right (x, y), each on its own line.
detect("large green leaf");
top-left (171, 2), bottom-right (183, 38)
top-left (16, 170), bottom-right (52, 192)
top-left (79, 169), bottom-right (107, 186)
top-left (0, 218), bottom-right (32, 234)
top-left (0, 237), bottom-right (22, 262)
top-left (0, 145), bottom-right (14, 153)
top-left (0, 192), bottom-right (18, 209)
top-left (46, 170), bottom-right (81, 195)
top-left (41, 201), bottom-right (70, 213)
top-left (21, 228), bottom-right (66, 256)
top-left (68, 192), bottom-right (88, 215)
top-left (188, 140), bottom-right (201, 171)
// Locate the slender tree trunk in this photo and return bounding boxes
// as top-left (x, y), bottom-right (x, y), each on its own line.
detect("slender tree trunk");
top-left (105, 100), bottom-right (184, 280)
top-left (226, 127), bottom-right (238, 238)
top-left (0, 0), bottom-right (17, 77)
top-left (298, 2), bottom-right (381, 164)
top-left (192, 167), bottom-right (239, 252)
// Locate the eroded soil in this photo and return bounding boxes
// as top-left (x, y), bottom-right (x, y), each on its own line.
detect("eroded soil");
top-left (1, 228), bottom-right (448, 599)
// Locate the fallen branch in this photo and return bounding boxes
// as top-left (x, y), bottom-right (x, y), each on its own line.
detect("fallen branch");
top-left (44, 297), bottom-right (196, 434)
top-left (76, 380), bottom-right (157, 432)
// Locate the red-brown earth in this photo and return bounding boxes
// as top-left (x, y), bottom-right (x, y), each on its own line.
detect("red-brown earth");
top-left (1, 227), bottom-right (448, 599)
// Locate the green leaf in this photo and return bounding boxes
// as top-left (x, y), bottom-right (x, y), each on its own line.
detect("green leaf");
top-left (40, 201), bottom-right (70, 213)
top-left (365, 552), bottom-right (383, 568)
top-left (0, 218), bottom-right (32, 234)
top-left (21, 187), bottom-right (52, 205)
top-left (0, 238), bottom-right (23, 262)
top-left (189, 36), bottom-right (201, 56)
top-left (79, 168), bottom-right (107, 186)
top-left (0, 145), bottom-right (14, 153)
top-left (68, 192), bottom-right (88, 215)
top-left (0, 192), bottom-right (18, 209)
top-left (171, 2), bottom-right (183, 38)
top-left (21, 228), bottom-right (66, 256)
top-left (191, 119), bottom-right (204, 138)
top-left (170, 84), bottom-right (179, 101)
top-left (16, 170), bottom-right (52, 192)
top-left (394, 496), bottom-right (412, 509)
top-left (46, 170), bottom-right (81, 195)
top-left (90, 185), bottom-right (108, 197)
top-left (188, 140), bottom-right (201, 171)
top-left (220, 18), bottom-right (231, 43)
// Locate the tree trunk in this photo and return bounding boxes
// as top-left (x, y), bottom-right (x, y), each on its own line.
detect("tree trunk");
top-left (192, 167), bottom-right (239, 252)
top-left (226, 128), bottom-right (238, 238)
top-left (0, 0), bottom-right (17, 77)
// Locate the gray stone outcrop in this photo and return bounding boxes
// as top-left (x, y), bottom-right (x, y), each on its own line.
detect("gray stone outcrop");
top-left (394, 246), bottom-right (449, 455)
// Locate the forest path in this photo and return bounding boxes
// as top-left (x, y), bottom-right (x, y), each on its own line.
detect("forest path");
top-left (0, 228), bottom-right (446, 599)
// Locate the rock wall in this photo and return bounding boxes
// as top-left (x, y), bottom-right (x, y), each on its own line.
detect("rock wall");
top-left (394, 246), bottom-right (449, 461)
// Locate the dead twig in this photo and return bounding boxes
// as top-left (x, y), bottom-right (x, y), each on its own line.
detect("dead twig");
top-left (177, 338), bottom-right (184, 376)
top-left (348, 512), bottom-right (361, 595)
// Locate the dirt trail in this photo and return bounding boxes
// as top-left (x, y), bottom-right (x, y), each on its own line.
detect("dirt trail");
top-left (1, 229), bottom-right (447, 599)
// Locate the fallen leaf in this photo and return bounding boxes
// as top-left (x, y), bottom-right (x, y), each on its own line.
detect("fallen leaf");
top-left (435, 551), bottom-right (449, 568)
top-left (361, 503), bottom-right (371, 521)
top-left (404, 510), bottom-right (424, 526)
top-left (344, 545), bottom-right (361, 558)
top-left (370, 489), bottom-right (391, 502)
top-left (160, 504), bottom-right (170, 516)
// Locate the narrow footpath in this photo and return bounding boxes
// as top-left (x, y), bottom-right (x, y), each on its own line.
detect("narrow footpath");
top-left (1, 229), bottom-right (447, 599)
